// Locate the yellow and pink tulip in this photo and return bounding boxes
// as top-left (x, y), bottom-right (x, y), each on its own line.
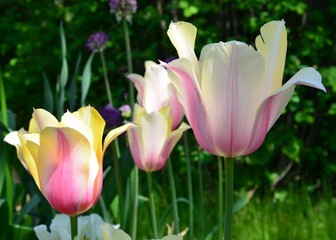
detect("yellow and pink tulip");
top-left (4, 106), bottom-right (134, 216)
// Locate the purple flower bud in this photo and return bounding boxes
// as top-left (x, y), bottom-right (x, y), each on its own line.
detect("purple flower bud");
top-left (119, 104), bottom-right (132, 118)
top-left (109, 0), bottom-right (137, 23)
top-left (99, 104), bottom-right (123, 129)
top-left (85, 31), bottom-right (109, 52)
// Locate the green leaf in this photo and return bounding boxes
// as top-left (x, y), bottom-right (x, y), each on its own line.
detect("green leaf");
top-left (14, 194), bottom-right (41, 225)
top-left (10, 224), bottom-right (35, 239)
top-left (0, 199), bottom-right (9, 239)
top-left (81, 52), bottom-right (95, 106)
top-left (233, 188), bottom-right (256, 213)
top-left (68, 53), bottom-right (82, 111)
top-left (160, 235), bottom-right (183, 240)
top-left (43, 73), bottom-right (54, 113)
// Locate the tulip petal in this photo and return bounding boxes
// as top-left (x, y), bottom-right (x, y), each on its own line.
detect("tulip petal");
top-left (38, 127), bottom-right (92, 215)
top-left (167, 21), bottom-right (200, 79)
top-left (65, 106), bottom-right (106, 161)
top-left (129, 106), bottom-right (170, 171)
top-left (200, 41), bottom-right (265, 156)
top-left (159, 122), bottom-right (190, 169)
top-left (101, 222), bottom-right (131, 240)
top-left (243, 67), bottom-right (325, 155)
top-left (255, 20), bottom-right (287, 95)
top-left (164, 58), bottom-right (216, 154)
top-left (20, 133), bottom-right (41, 188)
top-left (4, 130), bottom-right (28, 167)
top-left (29, 109), bottom-right (59, 133)
top-left (142, 61), bottom-right (172, 112)
top-left (127, 73), bottom-right (145, 104)
top-left (103, 122), bottom-right (136, 155)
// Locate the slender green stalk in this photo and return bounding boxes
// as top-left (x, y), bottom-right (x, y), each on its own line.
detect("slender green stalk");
top-left (167, 159), bottom-right (180, 233)
top-left (110, 141), bottom-right (124, 226)
top-left (122, 18), bottom-right (134, 108)
top-left (218, 156), bottom-right (223, 240)
top-left (131, 167), bottom-right (139, 240)
top-left (99, 50), bottom-right (113, 106)
top-left (0, 71), bottom-right (13, 224)
top-left (0, 71), bottom-right (8, 127)
top-left (224, 158), bottom-right (234, 240)
top-left (147, 172), bottom-right (158, 239)
top-left (70, 215), bottom-right (78, 240)
top-left (183, 134), bottom-right (193, 240)
top-left (198, 149), bottom-right (205, 239)
top-left (99, 48), bottom-right (125, 225)
top-left (122, 17), bottom-right (138, 238)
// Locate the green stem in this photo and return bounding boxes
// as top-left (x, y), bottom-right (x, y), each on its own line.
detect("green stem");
top-left (198, 149), bottom-right (205, 239)
top-left (122, 17), bottom-right (138, 238)
top-left (122, 18), bottom-right (134, 108)
top-left (99, 49), bottom-right (125, 225)
top-left (70, 215), bottom-right (78, 240)
top-left (147, 172), bottom-right (158, 239)
top-left (131, 167), bottom-right (139, 240)
top-left (224, 158), bottom-right (234, 240)
top-left (167, 159), bottom-right (180, 233)
top-left (0, 71), bottom-right (13, 224)
top-left (0, 70), bottom-right (8, 128)
top-left (218, 156), bottom-right (223, 240)
top-left (111, 143), bottom-right (123, 226)
top-left (183, 134), bottom-right (193, 240)
top-left (99, 50), bottom-right (113, 106)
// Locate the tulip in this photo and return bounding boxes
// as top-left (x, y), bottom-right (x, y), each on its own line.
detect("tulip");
top-left (128, 104), bottom-right (189, 172)
top-left (164, 20), bottom-right (326, 158)
top-left (34, 213), bottom-right (130, 240)
top-left (4, 106), bottom-right (134, 216)
top-left (127, 60), bottom-right (184, 129)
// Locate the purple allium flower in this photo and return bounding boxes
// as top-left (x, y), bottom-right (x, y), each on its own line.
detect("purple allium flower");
top-left (85, 31), bottom-right (109, 52)
top-left (109, 0), bottom-right (137, 23)
top-left (99, 104), bottom-right (123, 129)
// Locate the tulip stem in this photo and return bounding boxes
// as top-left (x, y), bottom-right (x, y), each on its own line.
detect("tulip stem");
top-left (122, 18), bottom-right (135, 109)
top-left (70, 215), bottom-right (78, 240)
top-left (218, 156), bottom-right (223, 240)
top-left (131, 167), bottom-right (139, 240)
top-left (99, 50), bottom-right (114, 106)
top-left (167, 159), bottom-right (180, 233)
top-left (198, 148), bottom-right (205, 239)
top-left (147, 172), bottom-right (158, 239)
top-left (183, 134), bottom-right (194, 240)
top-left (0, 71), bottom-right (13, 225)
top-left (99, 41), bottom-right (125, 225)
top-left (224, 157), bottom-right (234, 240)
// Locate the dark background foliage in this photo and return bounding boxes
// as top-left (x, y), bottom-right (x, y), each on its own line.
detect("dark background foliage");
top-left (1, 0), bottom-right (335, 228)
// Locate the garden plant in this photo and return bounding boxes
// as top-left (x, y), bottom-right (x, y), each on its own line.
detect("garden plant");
top-left (0, 0), bottom-right (335, 240)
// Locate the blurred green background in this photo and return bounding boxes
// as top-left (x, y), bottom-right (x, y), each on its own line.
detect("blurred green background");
top-left (1, 0), bottom-right (336, 239)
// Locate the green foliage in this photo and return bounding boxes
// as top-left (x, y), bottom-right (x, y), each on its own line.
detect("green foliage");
top-left (1, 0), bottom-right (336, 239)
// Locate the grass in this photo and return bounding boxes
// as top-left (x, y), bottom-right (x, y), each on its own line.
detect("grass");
top-left (133, 172), bottom-right (336, 240)
top-left (233, 189), bottom-right (336, 240)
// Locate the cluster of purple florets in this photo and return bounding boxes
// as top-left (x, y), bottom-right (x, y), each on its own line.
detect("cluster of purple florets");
top-left (109, 0), bottom-right (137, 22)
top-left (85, 31), bottom-right (109, 52)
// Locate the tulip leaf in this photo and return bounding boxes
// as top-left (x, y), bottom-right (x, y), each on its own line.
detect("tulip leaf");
top-left (233, 188), bottom-right (256, 213)
top-left (0, 199), bottom-right (9, 239)
top-left (10, 224), bottom-right (35, 239)
top-left (68, 53), bottom-right (82, 111)
top-left (43, 73), bottom-right (54, 113)
top-left (14, 194), bottom-right (41, 225)
top-left (56, 22), bottom-right (69, 118)
top-left (81, 52), bottom-right (95, 106)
